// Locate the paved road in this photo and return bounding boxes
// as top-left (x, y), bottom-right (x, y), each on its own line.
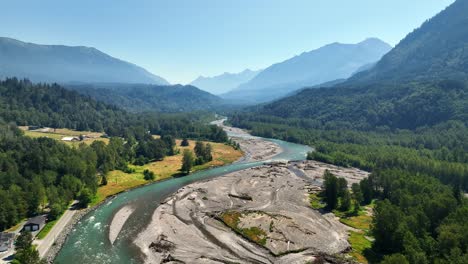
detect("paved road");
top-left (35, 201), bottom-right (78, 258)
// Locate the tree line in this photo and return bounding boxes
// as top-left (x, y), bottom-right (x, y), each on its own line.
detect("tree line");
top-left (0, 78), bottom-right (229, 231)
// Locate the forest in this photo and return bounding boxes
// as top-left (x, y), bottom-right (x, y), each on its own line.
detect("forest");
top-left (229, 89), bottom-right (468, 263)
top-left (0, 78), bottom-right (228, 231)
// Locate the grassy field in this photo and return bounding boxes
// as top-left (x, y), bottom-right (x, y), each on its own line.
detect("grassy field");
top-left (92, 139), bottom-right (243, 205)
top-left (338, 205), bottom-right (377, 263)
top-left (20, 126), bottom-right (109, 147)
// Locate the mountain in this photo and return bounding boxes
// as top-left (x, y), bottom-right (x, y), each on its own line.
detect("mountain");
top-left (245, 0), bottom-right (468, 130)
top-left (0, 37), bottom-right (169, 85)
top-left (351, 0), bottom-right (468, 84)
top-left (189, 69), bottom-right (261, 94)
top-left (222, 38), bottom-right (392, 103)
top-left (66, 83), bottom-right (223, 113)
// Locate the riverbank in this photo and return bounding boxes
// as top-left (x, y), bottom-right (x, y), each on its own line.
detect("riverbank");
top-left (42, 139), bottom-right (243, 262)
top-left (93, 138), bottom-right (243, 205)
top-left (47, 122), bottom-right (278, 263)
top-left (134, 160), bottom-right (368, 263)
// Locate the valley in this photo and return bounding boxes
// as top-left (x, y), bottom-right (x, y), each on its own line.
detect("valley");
top-left (1, 1), bottom-right (468, 264)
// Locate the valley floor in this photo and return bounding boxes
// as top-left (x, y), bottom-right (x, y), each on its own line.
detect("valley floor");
top-left (133, 125), bottom-right (369, 264)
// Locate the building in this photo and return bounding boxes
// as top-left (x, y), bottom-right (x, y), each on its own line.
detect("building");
top-left (22, 215), bottom-right (46, 232)
top-left (0, 232), bottom-right (14, 252)
top-left (61, 136), bottom-right (80, 142)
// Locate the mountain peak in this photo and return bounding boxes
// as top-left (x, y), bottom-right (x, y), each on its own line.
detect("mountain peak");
top-left (0, 37), bottom-right (169, 85)
top-left (223, 38), bottom-right (392, 103)
top-left (190, 69), bottom-right (261, 95)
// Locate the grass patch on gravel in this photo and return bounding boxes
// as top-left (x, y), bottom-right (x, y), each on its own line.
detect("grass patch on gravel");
top-left (220, 211), bottom-right (268, 246)
top-left (340, 212), bottom-right (372, 231)
top-left (338, 205), bottom-right (378, 263)
top-left (309, 193), bottom-right (326, 209)
top-left (348, 231), bottom-right (372, 264)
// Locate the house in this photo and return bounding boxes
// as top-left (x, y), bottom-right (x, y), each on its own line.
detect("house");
top-left (61, 136), bottom-right (80, 142)
top-left (0, 232), bottom-right (14, 252)
top-left (27, 125), bottom-right (42, 131)
top-left (22, 215), bottom-right (46, 232)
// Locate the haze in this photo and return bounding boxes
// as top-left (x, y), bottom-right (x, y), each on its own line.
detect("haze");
top-left (0, 0), bottom-right (454, 83)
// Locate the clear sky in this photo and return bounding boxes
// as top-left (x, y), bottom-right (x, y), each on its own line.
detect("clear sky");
top-left (1, 0), bottom-right (454, 84)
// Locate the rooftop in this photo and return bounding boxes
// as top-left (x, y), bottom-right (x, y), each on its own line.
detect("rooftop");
top-left (25, 215), bottom-right (46, 226)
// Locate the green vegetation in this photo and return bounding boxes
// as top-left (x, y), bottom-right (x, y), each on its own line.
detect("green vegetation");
top-left (36, 219), bottom-right (58, 240)
top-left (143, 169), bottom-right (155, 181)
top-left (0, 78), bottom-right (230, 231)
top-left (194, 141), bottom-right (213, 165)
top-left (348, 231), bottom-right (373, 264)
top-left (66, 82), bottom-right (223, 113)
top-left (93, 139), bottom-right (242, 205)
top-left (220, 211), bottom-right (268, 246)
top-left (181, 149), bottom-right (194, 174)
top-left (12, 232), bottom-right (44, 264)
top-left (308, 193), bottom-right (325, 210)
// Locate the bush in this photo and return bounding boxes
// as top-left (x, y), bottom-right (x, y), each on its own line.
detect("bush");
top-left (143, 169), bottom-right (155, 181)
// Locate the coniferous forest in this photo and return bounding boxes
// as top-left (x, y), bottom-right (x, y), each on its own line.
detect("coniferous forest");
top-left (0, 78), bottom-right (228, 230)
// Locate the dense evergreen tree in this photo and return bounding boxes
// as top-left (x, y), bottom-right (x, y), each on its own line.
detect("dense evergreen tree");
top-left (181, 150), bottom-right (194, 174)
top-left (12, 232), bottom-right (44, 264)
top-left (180, 138), bottom-right (189, 147)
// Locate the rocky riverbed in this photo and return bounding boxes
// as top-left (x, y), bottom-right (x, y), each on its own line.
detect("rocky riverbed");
top-left (134, 160), bottom-right (368, 264)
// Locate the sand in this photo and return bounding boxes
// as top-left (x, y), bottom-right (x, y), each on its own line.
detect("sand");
top-left (134, 160), bottom-right (368, 263)
top-left (109, 205), bottom-right (135, 245)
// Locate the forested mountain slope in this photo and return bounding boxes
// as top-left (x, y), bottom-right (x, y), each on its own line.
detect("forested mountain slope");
top-left (0, 78), bottom-right (228, 231)
top-left (247, 0), bottom-right (468, 130)
top-left (66, 83), bottom-right (223, 112)
top-left (351, 0), bottom-right (468, 83)
top-left (231, 3), bottom-right (468, 262)
top-left (0, 37), bottom-right (169, 84)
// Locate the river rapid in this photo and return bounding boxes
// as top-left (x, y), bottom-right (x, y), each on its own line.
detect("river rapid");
top-left (54, 125), bottom-right (312, 264)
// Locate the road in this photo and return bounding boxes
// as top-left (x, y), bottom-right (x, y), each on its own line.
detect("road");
top-left (35, 201), bottom-right (78, 258)
top-left (0, 221), bottom-right (26, 264)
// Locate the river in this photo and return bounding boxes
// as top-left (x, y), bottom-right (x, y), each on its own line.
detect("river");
top-left (54, 127), bottom-right (312, 264)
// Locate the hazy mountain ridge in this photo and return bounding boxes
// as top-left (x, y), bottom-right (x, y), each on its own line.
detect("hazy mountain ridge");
top-left (222, 38), bottom-right (392, 103)
top-left (249, 0), bottom-right (468, 130)
top-left (189, 69), bottom-right (261, 94)
top-left (0, 37), bottom-right (169, 84)
top-left (66, 83), bottom-right (223, 113)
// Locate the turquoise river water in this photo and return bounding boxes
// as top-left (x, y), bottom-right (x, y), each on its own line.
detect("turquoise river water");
top-left (54, 132), bottom-right (312, 264)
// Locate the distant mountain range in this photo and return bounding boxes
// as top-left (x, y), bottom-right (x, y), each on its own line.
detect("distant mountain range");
top-left (66, 83), bottom-right (223, 113)
top-left (222, 38), bottom-right (392, 103)
top-left (189, 69), bottom-right (261, 95)
top-left (0, 37), bottom-right (169, 85)
top-left (249, 0), bottom-right (468, 130)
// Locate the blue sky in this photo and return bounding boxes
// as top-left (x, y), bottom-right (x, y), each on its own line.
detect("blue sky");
top-left (1, 0), bottom-right (454, 84)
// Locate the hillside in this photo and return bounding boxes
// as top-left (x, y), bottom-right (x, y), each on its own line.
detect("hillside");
top-left (66, 83), bottom-right (223, 112)
top-left (222, 38), bottom-right (391, 103)
top-left (351, 0), bottom-right (468, 83)
top-left (0, 78), bottom-right (129, 132)
top-left (189, 69), bottom-right (261, 94)
top-left (0, 37), bottom-right (169, 84)
top-left (248, 0), bottom-right (468, 130)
